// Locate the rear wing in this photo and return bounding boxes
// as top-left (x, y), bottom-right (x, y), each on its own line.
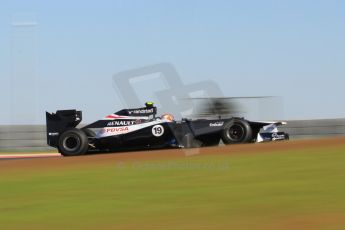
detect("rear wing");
top-left (46, 110), bottom-right (82, 147)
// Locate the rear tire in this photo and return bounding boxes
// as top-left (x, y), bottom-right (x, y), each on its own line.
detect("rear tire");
top-left (221, 119), bottom-right (253, 144)
top-left (58, 128), bottom-right (89, 156)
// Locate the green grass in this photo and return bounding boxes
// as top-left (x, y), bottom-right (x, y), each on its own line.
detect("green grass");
top-left (1, 146), bottom-right (345, 229)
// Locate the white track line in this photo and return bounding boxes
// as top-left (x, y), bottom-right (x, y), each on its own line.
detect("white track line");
top-left (0, 153), bottom-right (61, 159)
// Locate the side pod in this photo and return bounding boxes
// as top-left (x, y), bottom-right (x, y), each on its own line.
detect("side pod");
top-left (46, 110), bottom-right (82, 148)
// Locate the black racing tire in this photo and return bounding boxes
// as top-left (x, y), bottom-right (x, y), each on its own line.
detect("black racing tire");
top-left (58, 128), bottom-right (89, 156)
top-left (221, 119), bottom-right (253, 144)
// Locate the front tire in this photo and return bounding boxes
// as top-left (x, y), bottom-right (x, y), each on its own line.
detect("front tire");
top-left (221, 119), bottom-right (253, 144)
top-left (58, 128), bottom-right (89, 156)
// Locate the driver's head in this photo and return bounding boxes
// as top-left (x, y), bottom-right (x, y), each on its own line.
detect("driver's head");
top-left (161, 113), bottom-right (174, 122)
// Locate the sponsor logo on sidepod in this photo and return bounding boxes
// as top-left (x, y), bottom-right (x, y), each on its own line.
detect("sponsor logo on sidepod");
top-left (103, 127), bottom-right (129, 134)
top-left (107, 120), bottom-right (136, 126)
top-left (209, 122), bottom-right (224, 127)
top-left (48, 132), bottom-right (59, 136)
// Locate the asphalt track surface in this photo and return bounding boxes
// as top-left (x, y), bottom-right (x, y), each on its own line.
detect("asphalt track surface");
top-left (0, 137), bottom-right (344, 164)
top-left (0, 153), bottom-right (61, 160)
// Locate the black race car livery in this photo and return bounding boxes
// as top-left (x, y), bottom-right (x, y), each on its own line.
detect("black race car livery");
top-left (46, 104), bottom-right (289, 156)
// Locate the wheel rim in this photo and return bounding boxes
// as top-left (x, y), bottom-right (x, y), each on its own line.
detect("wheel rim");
top-left (62, 134), bottom-right (81, 152)
top-left (227, 124), bottom-right (245, 142)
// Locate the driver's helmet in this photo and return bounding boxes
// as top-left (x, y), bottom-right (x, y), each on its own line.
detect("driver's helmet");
top-left (145, 101), bottom-right (154, 108)
top-left (161, 113), bottom-right (174, 122)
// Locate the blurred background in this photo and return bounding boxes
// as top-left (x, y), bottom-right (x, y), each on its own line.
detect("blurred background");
top-left (1, 0), bottom-right (345, 124)
top-left (0, 0), bottom-right (345, 150)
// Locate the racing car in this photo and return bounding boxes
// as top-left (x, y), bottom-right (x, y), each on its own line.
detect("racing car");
top-left (46, 102), bottom-right (289, 156)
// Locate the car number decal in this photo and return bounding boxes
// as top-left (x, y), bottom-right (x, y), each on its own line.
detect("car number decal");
top-left (152, 125), bottom-right (164, 137)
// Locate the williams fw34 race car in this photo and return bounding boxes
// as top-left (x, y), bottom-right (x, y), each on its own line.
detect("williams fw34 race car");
top-left (46, 102), bottom-right (289, 156)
